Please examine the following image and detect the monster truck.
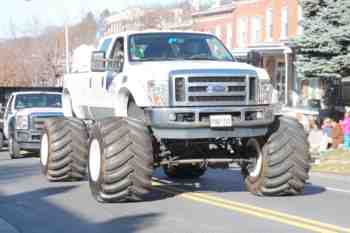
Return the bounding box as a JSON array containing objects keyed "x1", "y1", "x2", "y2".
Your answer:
[
  {"x1": 3, "y1": 92, "x2": 63, "y2": 159},
  {"x1": 40, "y1": 31, "x2": 310, "y2": 202}
]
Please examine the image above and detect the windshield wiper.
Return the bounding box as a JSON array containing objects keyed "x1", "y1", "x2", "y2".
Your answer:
[
  {"x1": 184, "y1": 53, "x2": 219, "y2": 60},
  {"x1": 136, "y1": 57, "x2": 180, "y2": 61}
]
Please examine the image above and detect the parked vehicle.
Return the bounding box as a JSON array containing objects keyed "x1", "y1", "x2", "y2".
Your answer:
[
  {"x1": 40, "y1": 31, "x2": 310, "y2": 202},
  {"x1": 3, "y1": 92, "x2": 63, "y2": 159}
]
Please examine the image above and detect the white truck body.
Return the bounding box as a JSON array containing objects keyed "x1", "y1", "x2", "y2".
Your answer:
[{"x1": 64, "y1": 31, "x2": 274, "y2": 139}]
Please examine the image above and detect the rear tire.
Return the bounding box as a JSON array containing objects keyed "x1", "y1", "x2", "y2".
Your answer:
[
  {"x1": 243, "y1": 116, "x2": 311, "y2": 196},
  {"x1": 88, "y1": 117, "x2": 154, "y2": 203},
  {"x1": 40, "y1": 117, "x2": 88, "y2": 181},
  {"x1": 163, "y1": 164, "x2": 206, "y2": 179},
  {"x1": 9, "y1": 136, "x2": 21, "y2": 159}
]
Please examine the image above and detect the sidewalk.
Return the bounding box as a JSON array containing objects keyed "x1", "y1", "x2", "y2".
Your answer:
[{"x1": 0, "y1": 218, "x2": 19, "y2": 233}]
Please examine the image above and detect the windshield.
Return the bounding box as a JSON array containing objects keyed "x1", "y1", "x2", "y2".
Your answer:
[
  {"x1": 129, "y1": 33, "x2": 234, "y2": 62},
  {"x1": 15, "y1": 94, "x2": 62, "y2": 109}
]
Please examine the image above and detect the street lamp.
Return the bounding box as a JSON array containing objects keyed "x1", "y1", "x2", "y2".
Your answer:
[{"x1": 283, "y1": 47, "x2": 293, "y2": 106}]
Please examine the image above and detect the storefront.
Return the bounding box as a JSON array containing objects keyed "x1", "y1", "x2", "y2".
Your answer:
[{"x1": 231, "y1": 42, "x2": 295, "y2": 106}]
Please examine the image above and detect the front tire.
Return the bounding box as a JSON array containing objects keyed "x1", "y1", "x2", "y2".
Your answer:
[
  {"x1": 163, "y1": 164, "x2": 207, "y2": 179},
  {"x1": 243, "y1": 116, "x2": 311, "y2": 196},
  {"x1": 88, "y1": 117, "x2": 154, "y2": 203},
  {"x1": 9, "y1": 136, "x2": 21, "y2": 159},
  {"x1": 0, "y1": 131, "x2": 4, "y2": 150},
  {"x1": 40, "y1": 118, "x2": 88, "y2": 181}
]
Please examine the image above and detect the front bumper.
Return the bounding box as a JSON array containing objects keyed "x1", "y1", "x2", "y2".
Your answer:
[
  {"x1": 15, "y1": 129, "x2": 41, "y2": 151},
  {"x1": 145, "y1": 105, "x2": 274, "y2": 139}
]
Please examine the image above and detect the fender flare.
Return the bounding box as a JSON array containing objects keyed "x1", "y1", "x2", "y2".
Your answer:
[
  {"x1": 114, "y1": 87, "x2": 131, "y2": 117},
  {"x1": 115, "y1": 86, "x2": 150, "y2": 117},
  {"x1": 63, "y1": 88, "x2": 86, "y2": 119}
]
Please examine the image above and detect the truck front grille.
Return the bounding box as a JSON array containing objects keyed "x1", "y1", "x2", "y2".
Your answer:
[
  {"x1": 30, "y1": 115, "x2": 61, "y2": 130},
  {"x1": 31, "y1": 117, "x2": 47, "y2": 130},
  {"x1": 188, "y1": 96, "x2": 246, "y2": 102},
  {"x1": 172, "y1": 73, "x2": 257, "y2": 106}
]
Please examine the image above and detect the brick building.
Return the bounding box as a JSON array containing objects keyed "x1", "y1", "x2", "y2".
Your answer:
[{"x1": 193, "y1": 0, "x2": 303, "y2": 105}]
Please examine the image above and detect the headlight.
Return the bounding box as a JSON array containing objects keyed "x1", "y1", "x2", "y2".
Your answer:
[
  {"x1": 147, "y1": 80, "x2": 169, "y2": 106},
  {"x1": 16, "y1": 115, "x2": 29, "y2": 130}
]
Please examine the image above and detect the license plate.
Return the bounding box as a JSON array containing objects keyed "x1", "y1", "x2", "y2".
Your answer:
[{"x1": 210, "y1": 115, "x2": 232, "y2": 128}]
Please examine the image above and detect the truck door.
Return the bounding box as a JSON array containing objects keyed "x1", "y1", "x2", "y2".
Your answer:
[
  {"x1": 3, "y1": 95, "x2": 14, "y2": 139},
  {"x1": 89, "y1": 37, "x2": 125, "y2": 119},
  {"x1": 87, "y1": 37, "x2": 114, "y2": 118}
]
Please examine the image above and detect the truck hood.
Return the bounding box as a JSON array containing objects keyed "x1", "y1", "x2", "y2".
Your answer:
[
  {"x1": 129, "y1": 60, "x2": 258, "y2": 81},
  {"x1": 16, "y1": 108, "x2": 63, "y2": 116}
]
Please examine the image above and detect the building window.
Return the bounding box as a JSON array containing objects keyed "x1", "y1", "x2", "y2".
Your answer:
[
  {"x1": 281, "y1": 6, "x2": 289, "y2": 39},
  {"x1": 226, "y1": 23, "x2": 232, "y2": 50},
  {"x1": 265, "y1": 8, "x2": 273, "y2": 41},
  {"x1": 237, "y1": 17, "x2": 248, "y2": 47},
  {"x1": 215, "y1": 25, "x2": 222, "y2": 40},
  {"x1": 297, "y1": 4, "x2": 303, "y2": 35},
  {"x1": 250, "y1": 16, "x2": 261, "y2": 44}
]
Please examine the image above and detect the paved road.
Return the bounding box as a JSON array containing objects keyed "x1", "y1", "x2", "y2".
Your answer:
[{"x1": 1, "y1": 150, "x2": 350, "y2": 233}]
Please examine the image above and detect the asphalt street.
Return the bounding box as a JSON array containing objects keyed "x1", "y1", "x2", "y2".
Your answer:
[{"x1": 0, "y1": 149, "x2": 350, "y2": 233}]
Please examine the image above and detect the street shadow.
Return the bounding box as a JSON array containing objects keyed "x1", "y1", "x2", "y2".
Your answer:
[
  {"x1": 152, "y1": 167, "x2": 326, "y2": 198},
  {"x1": 0, "y1": 186, "x2": 162, "y2": 233},
  {"x1": 0, "y1": 163, "x2": 40, "y2": 184},
  {"x1": 303, "y1": 183, "x2": 327, "y2": 196},
  {"x1": 0, "y1": 150, "x2": 39, "y2": 161},
  {"x1": 151, "y1": 168, "x2": 247, "y2": 196}
]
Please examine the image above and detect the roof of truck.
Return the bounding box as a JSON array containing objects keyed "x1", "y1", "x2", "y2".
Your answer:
[
  {"x1": 103, "y1": 30, "x2": 215, "y2": 40},
  {"x1": 11, "y1": 91, "x2": 62, "y2": 96}
]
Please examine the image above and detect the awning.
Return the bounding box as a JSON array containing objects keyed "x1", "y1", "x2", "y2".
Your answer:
[{"x1": 231, "y1": 42, "x2": 293, "y2": 57}]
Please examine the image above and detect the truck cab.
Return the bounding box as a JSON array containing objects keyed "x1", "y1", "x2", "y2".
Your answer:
[{"x1": 3, "y1": 92, "x2": 63, "y2": 159}]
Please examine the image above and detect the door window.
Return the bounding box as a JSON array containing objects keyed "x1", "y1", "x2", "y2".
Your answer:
[{"x1": 109, "y1": 37, "x2": 125, "y2": 72}]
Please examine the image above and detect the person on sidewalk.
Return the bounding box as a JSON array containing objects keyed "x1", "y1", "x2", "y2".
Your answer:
[
  {"x1": 319, "y1": 118, "x2": 333, "y2": 153},
  {"x1": 330, "y1": 119, "x2": 343, "y2": 149},
  {"x1": 341, "y1": 109, "x2": 350, "y2": 150}
]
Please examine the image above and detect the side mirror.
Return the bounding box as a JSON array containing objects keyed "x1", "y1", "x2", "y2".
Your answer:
[
  {"x1": 91, "y1": 51, "x2": 106, "y2": 72},
  {"x1": 247, "y1": 50, "x2": 261, "y2": 66}
]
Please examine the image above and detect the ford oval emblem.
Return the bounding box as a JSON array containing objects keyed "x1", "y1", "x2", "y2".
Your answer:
[{"x1": 207, "y1": 84, "x2": 227, "y2": 93}]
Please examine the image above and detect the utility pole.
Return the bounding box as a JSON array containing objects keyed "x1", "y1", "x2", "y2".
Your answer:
[{"x1": 65, "y1": 23, "x2": 70, "y2": 74}]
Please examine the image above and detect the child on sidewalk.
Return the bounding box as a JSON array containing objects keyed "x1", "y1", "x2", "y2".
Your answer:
[
  {"x1": 330, "y1": 118, "x2": 343, "y2": 149},
  {"x1": 319, "y1": 118, "x2": 333, "y2": 153},
  {"x1": 341, "y1": 110, "x2": 350, "y2": 150}
]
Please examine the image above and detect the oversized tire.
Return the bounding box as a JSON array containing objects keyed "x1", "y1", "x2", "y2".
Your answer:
[
  {"x1": 88, "y1": 117, "x2": 154, "y2": 203},
  {"x1": 163, "y1": 164, "x2": 206, "y2": 179},
  {"x1": 9, "y1": 136, "x2": 21, "y2": 159},
  {"x1": 0, "y1": 131, "x2": 4, "y2": 150},
  {"x1": 243, "y1": 116, "x2": 311, "y2": 196},
  {"x1": 40, "y1": 117, "x2": 88, "y2": 181}
]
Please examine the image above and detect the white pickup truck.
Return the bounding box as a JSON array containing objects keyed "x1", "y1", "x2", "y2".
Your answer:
[{"x1": 40, "y1": 31, "x2": 310, "y2": 202}]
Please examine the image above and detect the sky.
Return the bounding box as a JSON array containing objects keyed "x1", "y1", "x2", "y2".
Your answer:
[{"x1": 0, "y1": 0, "x2": 178, "y2": 38}]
